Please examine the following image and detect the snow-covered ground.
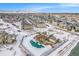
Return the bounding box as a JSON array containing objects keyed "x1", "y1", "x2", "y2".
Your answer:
[
  {"x1": 0, "y1": 19, "x2": 33, "y2": 56},
  {"x1": 0, "y1": 18, "x2": 79, "y2": 56}
]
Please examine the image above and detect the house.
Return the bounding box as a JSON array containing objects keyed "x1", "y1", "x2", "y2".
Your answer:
[
  {"x1": 74, "y1": 22, "x2": 79, "y2": 32},
  {"x1": 0, "y1": 32, "x2": 5, "y2": 44},
  {"x1": 34, "y1": 33, "x2": 59, "y2": 46},
  {"x1": 65, "y1": 22, "x2": 72, "y2": 31},
  {"x1": 59, "y1": 20, "x2": 67, "y2": 29},
  {"x1": 48, "y1": 34, "x2": 58, "y2": 44},
  {"x1": 5, "y1": 33, "x2": 16, "y2": 44},
  {"x1": 52, "y1": 20, "x2": 58, "y2": 26},
  {"x1": 71, "y1": 23, "x2": 76, "y2": 32},
  {"x1": 58, "y1": 21, "x2": 64, "y2": 28},
  {"x1": 35, "y1": 22, "x2": 46, "y2": 28},
  {"x1": 65, "y1": 22, "x2": 76, "y2": 32},
  {"x1": 0, "y1": 31, "x2": 16, "y2": 44},
  {"x1": 22, "y1": 19, "x2": 33, "y2": 30}
]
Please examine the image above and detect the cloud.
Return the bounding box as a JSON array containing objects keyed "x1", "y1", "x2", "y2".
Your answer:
[
  {"x1": 20, "y1": 3, "x2": 79, "y2": 13},
  {"x1": 32, "y1": 3, "x2": 79, "y2": 13},
  {"x1": 60, "y1": 3, "x2": 79, "y2": 8},
  {"x1": 28, "y1": 6, "x2": 56, "y2": 12},
  {"x1": 33, "y1": 6, "x2": 52, "y2": 11}
]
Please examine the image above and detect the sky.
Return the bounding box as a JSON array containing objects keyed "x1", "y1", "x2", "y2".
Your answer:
[{"x1": 0, "y1": 3, "x2": 79, "y2": 13}]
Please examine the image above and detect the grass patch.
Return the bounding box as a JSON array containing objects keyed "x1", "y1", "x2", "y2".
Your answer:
[{"x1": 69, "y1": 43, "x2": 79, "y2": 56}]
